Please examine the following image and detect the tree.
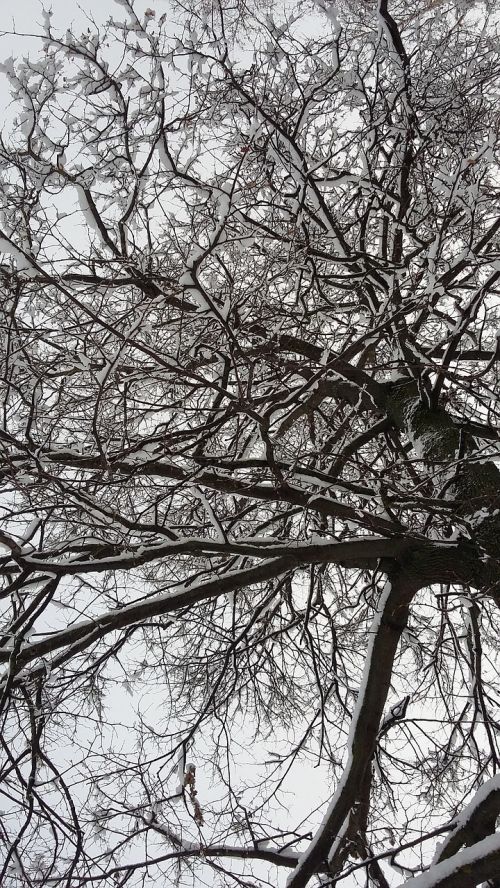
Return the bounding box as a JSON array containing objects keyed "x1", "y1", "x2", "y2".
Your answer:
[{"x1": 1, "y1": 0, "x2": 500, "y2": 884}]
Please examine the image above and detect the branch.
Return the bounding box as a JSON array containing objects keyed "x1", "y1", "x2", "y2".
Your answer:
[
  {"x1": 10, "y1": 535, "x2": 412, "y2": 577},
  {"x1": 435, "y1": 776, "x2": 500, "y2": 863},
  {"x1": 0, "y1": 538, "x2": 411, "y2": 674},
  {"x1": 286, "y1": 571, "x2": 419, "y2": 888},
  {"x1": 400, "y1": 833, "x2": 500, "y2": 888}
]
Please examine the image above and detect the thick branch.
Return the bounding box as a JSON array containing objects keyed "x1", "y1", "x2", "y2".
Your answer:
[
  {"x1": 435, "y1": 776, "x2": 500, "y2": 863},
  {"x1": 287, "y1": 571, "x2": 418, "y2": 888},
  {"x1": 400, "y1": 834, "x2": 500, "y2": 888},
  {"x1": 0, "y1": 538, "x2": 412, "y2": 674}
]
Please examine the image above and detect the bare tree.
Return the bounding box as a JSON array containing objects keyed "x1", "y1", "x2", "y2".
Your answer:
[{"x1": 1, "y1": 0, "x2": 500, "y2": 885}]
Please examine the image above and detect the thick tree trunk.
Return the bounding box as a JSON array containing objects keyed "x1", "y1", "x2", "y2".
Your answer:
[{"x1": 386, "y1": 380, "x2": 500, "y2": 583}]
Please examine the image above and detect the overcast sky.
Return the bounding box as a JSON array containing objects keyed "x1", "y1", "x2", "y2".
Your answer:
[
  {"x1": 4, "y1": 0, "x2": 160, "y2": 49},
  {"x1": 10, "y1": 0, "x2": 125, "y2": 31}
]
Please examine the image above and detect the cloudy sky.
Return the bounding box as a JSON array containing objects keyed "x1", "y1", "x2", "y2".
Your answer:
[{"x1": 4, "y1": 0, "x2": 161, "y2": 50}]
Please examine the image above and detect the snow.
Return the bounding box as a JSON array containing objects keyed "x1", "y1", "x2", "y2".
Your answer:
[
  {"x1": 175, "y1": 746, "x2": 185, "y2": 793},
  {"x1": 432, "y1": 774, "x2": 500, "y2": 864},
  {"x1": 327, "y1": 815, "x2": 350, "y2": 864},
  {"x1": 189, "y1": 486, "x2": 225, "y2": 543},
  {"x1": 0, "y1": 56, "x2": 15, "y2": 77},
  {"x1": 453, "y1": 774, "x2": 500, "y2": 827},
  {"x1": 75, "y1": 184, "x2": 103, "y2": 238},
  {"x1": 0, "y1": 236, "x2": 34, "y2": 274},
  {"x1": 179, "y1": 270, "x2": 195, "y2": 287},
  {"x1": 178, "y1": 193, "x2": 234, "y2": 315},
  {"x1": 94, "y1": 362, "x2": 111, "y2": 386},
  {"x1": 183, "y1": 285, "x2": 211, "y2": 312},
  {"x1": 400, "y1": 832, "x2": 500, "y2": 887},
  {"x1": 41, "y1": 9, "x2": 53, "y2": 36},
  {"x1": 157, "y1": 135, "x2": 174, "y2": 173},
  {"x1": 314, "y1": 0, "x2": 341, "y2": 37}
]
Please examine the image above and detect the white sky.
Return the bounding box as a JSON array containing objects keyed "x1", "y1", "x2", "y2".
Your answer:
[
  {"x1": 3, "y1": 0, "x2": 164, "y2": 50},
  {"x1": 9, "y1": 0, "x2": 125, "y2": 31}
]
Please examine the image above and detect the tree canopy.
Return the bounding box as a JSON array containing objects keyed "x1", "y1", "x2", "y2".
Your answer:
[{"x1": 1, "y1": 0, "x2": 500, "y2": 885}]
